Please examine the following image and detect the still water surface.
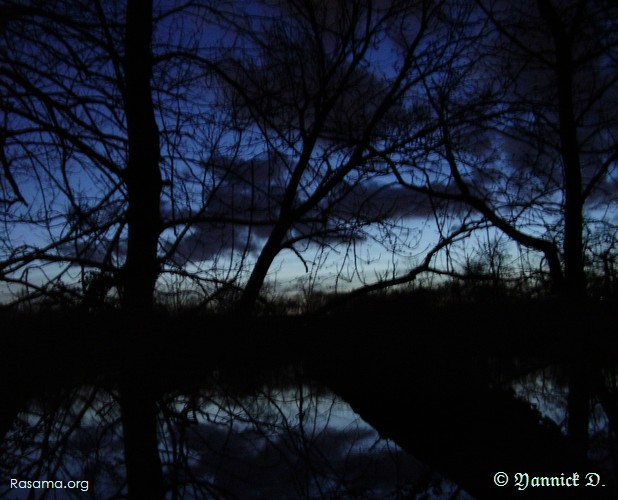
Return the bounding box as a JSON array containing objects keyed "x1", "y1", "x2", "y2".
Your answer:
[
  {"x1": 1, "y1": 373, "x2": 466, "y2": 499},
  {"x1": 3, "y1": 360, "x2": 616, "y2": 499}
]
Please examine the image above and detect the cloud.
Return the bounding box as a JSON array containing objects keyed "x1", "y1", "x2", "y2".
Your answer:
[{"x1": 163, "y1": 162, "x2": 452, "y2": 264}]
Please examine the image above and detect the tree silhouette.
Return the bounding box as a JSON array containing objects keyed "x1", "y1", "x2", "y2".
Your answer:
[
  {"x1": 1, "y1": 0, "x2": 474, "y2": 313},
  {"x1": 207, "y1": 0, "x2": 473, "y2": 312},
  {"x1": 2, "y1": 0, "x2": 617, "y2": 310},
  {"x1": 2, "y1": 2, "x2": 617, "y2": 499},
  {"x1": 384, "y1": 0, "x2": 618, "y2": 298}
]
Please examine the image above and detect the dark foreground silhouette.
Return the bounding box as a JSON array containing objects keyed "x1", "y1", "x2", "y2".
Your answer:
[{"x1": 1, "y1": 297, "x2": 616, "y2": 498}]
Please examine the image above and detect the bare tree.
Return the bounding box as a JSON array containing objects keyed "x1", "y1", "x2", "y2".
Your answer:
[
  {"x1": 191, "y1": 0, "x2": 474, "y2": 313},
  {"x1": 0, "y1": 0, "x2": 163, "y2": 310},
  {"x1": 375, "y1": 0, "x2": 618, "y2": 463},
  {"x1": 0, "y1": 0, "x2": 242, "y2": 310},
  {"x1": 381, "y1": 0, "x2": 618, "y2": 298},
  {"x1": 3, "y1": 0, "x2": 565, "y2": 316},
  {"x1": 0, "y1": 2, "x2": 216, "y2": 496}
]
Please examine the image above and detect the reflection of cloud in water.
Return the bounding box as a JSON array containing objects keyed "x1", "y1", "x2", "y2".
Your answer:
[
  {"x1": 0, "y1": 383, "x2": 463, "y2": 499},
  {"x1": 1, "y1": 387, "x2": 124, "y2": 499},
  {"x1": 174, "y1": 385, "x2": 419, "y2": 498}
]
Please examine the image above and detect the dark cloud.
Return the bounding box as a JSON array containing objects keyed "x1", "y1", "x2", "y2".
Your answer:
[{"x1": 164, "y1": 159, "x2": 452, "y2": 264}]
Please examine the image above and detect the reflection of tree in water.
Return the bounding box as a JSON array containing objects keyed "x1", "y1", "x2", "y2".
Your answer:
[
  {"x1": 159, "y1": 379, "x2": 454, "y2": 499},
  {"x1": 0, "y1": 386, "x2": 125, "y2": 498},
  {"x1": 512, "y1": 364, "x2": 618, "y2": 489},
  {"x1": 1, "y1": 378, "x2": 460, "y2": 499}
]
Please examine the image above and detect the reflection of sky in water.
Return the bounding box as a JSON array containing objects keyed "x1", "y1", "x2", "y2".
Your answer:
[
  {"x1": 512, "y1": 369, "x2": 568, "y2": 429},
  {"x1": 512, "y1": 367, "x2": 613, "y2": 465},
  {"x1": 1, "y1": 383, "x2": 466, "y2": 499}
]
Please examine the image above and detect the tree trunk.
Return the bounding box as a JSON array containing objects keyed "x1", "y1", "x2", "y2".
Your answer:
[
  {"x1": 120, "y1": 379, "x2": 165, "y2": 499},
  {"x1": 120, "y1": 1, "x2": 164, "y2": 498},
  {"x1": 122, "y1": 0, "x2": 162, "y2": 313},
  {"x1": 567, "y1": 362, "x2": 590, "y2": 462},
  {"x1": 537, "y1": 0, "x2": 586, "y2": 298},
  {"x1": 236, "y1": 222, "x2": 290, "y2": 314},
  {"x1": 555, "y1": 31, "x2": 585, "y2": 298}
]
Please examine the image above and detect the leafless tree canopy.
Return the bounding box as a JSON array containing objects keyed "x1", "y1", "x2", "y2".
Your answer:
[{"x1": 1, "y1": 0, "x2": 617, "y2": 311}]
